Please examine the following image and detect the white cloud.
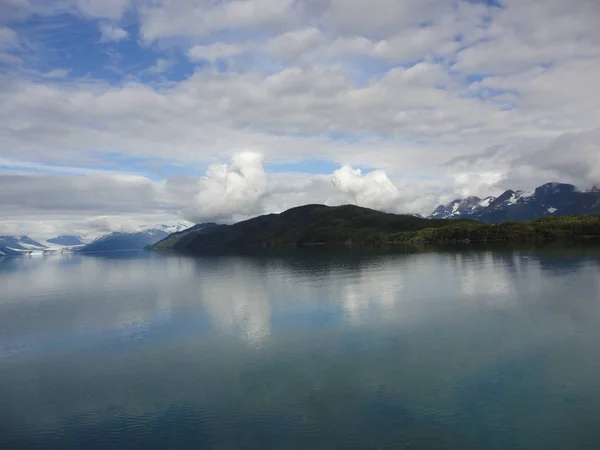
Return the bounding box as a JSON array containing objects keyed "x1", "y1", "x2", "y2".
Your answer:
[
  {"x1": 76, "y1": 0, "x2": 130, "y2": 20},
  {"x1": 182, "y1": 152, "x2": 268, "y2": 223},
  {"x1": 0, "y1": 26, "x2": 20, "y2": 64},
  {"x1": 267, "y1": 27, "x2": 327, "y2": 61},
  {"x1": 0, "y1": 152, "x2": 451, "y2": 239},
  {"x1": 332, "y1": 166, "x2": 400, "y2": 211},
  {"x1": 0, "y1": 26, "x2": 18, "y2": 48},
  {"x1": 139, "y1": 0, "x2": 297, "y2": 42},
  {"x1": 187, "y1": 43, "x2": 246, "y2": 63},
  {"x1": 2, "y1": 0, "x2": 600, "y2": 232},
  {"x1": 99, "y1": 23, "x2": 129, "y2": 43},
  {"x1": 145, "y1": 57, "x2": 172, "y2": 73},
  {"x1": 43, "y1": 68, "x2": 70, "y2": 78}
]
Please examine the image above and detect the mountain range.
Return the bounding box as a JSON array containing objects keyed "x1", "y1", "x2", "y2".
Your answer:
[
  {"x1": 0, "y1": 236, "x2": 48, "y2": 256},
  {"x1": 429, "y1": 182, "x2": 600, "y2": 223},
  {"x1": 46, "y1": 236, "x2": 85, "y2": 246},
  {"x1": 151, "y1": 205, "x2": 458, "y2": 253},
  {"x1": 0, "y1": 224, "x2": 192, "y2": 257},
  {"x1": 150, "y1": 203, "x2": 600, "y2": 254},
  {"x1": 3, "y1": 184, "x2": 600, "y2": 257},
  {"x1": 76, "y1": 224, "x2": 191, "y2": 253}
]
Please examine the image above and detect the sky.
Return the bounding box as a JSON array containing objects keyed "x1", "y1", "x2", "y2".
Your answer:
[{"x1": 1, "y1": 0, "x2": 600, "y2": 239}]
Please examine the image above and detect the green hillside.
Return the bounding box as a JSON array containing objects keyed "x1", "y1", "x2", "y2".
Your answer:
[
  {"x1": 151, "y1": 204, "x2": 473, "y2": 252},
  {"x1": 150, "y1": 205, "x2": 600, "y2": 254}
]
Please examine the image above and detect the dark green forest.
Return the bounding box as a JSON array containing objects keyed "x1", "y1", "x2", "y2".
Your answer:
[{"x1": 152, "y1": 205, "x2": 600, "y2": 254}]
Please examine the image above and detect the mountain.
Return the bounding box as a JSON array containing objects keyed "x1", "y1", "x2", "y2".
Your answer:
[
  {"x1": 152, "y1": 223, "x2": 219, "y2": 250},
  {"x1": 428, "y1": 182, "x2": 600, "y2": 223},
  {"x1": 429, "y1": 196, "x2": 496, "y2": 219},
  {"x1": 0, "y1": 236, "x2": 46, "y2": 251},
  {"x1": 0, "y1": 236, "x2": 47, "y2": 257},
  {"x1": 156, "y1": 223, "x2": 192, "y2": 234},
  {"x1": 0, "y1": 245, "x2": 22, "y2": 257},
  {"x1": 150, "y1": 205, "x2": 467, "y2": 253},
  {"x1": 46, "y1": 235, "x2": 85, "y2": 246},
  {"x1": 77, "y1": 229, "x2": 170, "y2": 253}
]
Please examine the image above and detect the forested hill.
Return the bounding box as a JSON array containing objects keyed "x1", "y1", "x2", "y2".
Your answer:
[
  {"x1": 150, "y1": 205, "x2": 600, "y2": 254},
  {"x1": 151, "y1": 204, "x2": 464, "y2": 252}
]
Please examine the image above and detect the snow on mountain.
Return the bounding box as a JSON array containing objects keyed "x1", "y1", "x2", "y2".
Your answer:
[
  {"x1": 78, "y1": 228, "x2": 172, "y2": 253},
  {"x1": 478, "y1": 196, "x2": 496, "y2": 209},
  {"x1": 1, "y1": 224, "x2": 194, "y2": 257},
  {"x1": 0, "y1": 236, "x2": 46, "y2": 251},
  {"x1": 46, "y1": 236, "x2": 86, "y2": 246},
  {"x1": 428, "y1": 182, "x2": 600, "y2": 223},
  {"x1": 0, "y1": 236, "x2": 58, "y2": 257},
  {"x1": 157, "y1": 223, "x2": 193, "y2": 234},
  {"x1": 430, "y1": 196, "x2": 483, "y2": 219}
]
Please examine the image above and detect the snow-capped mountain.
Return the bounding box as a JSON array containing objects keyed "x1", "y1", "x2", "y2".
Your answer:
[
  {"x1": 0, "y1": 236, "x2": 46, "y2": 250},
  {"x1": 0, "y1": 236, "x2": 49, "y2": 257},
  {"x1": 77, "y1": 229, "x2": 171, "y2": 253},
  {"x1": 156, "y1": 223, "x2": 193, "y2": 234},
  {"x1": 46, "y1": 235, "x2": 86, "y2": 246},
  {"x1": 429, "y1": 196, "x2": 497, "y2": 219},
  {"x1": 429, "y1": 182, "x2": 600, "y2": 223},
  {"x1": 0, "y1": 224, "x2": 196, "y2": 257}
]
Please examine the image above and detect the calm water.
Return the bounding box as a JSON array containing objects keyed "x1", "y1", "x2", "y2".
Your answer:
[{"x1": 2, "y1": 247, "x2": 600, "y2": 449}]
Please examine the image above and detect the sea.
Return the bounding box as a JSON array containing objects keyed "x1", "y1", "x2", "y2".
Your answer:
[{"x1": 2, "y1": 245, "x2": 600, "y2": 449}]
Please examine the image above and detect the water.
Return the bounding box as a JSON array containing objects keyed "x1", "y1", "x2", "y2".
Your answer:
[{"x1": 1, "y1": 246, "x2": 600, "y2": 449}]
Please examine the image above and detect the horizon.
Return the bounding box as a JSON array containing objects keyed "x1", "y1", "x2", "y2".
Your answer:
[
  {"x1": 3, "y1": 178, "x2": 599, "y2": 242},
  {"x1": 2, "y1": 0, "x2": 600, "y2": 238}
]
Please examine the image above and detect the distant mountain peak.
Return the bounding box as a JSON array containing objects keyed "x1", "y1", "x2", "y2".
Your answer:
[
  {"x1": 47, "y1": 235, "x2": 85, "y2": 246},
  {"x1": 430, "y1": 195, "x2": 492, "y2": 219},
  {"x1": 535, "y1": 182, "x2": 579, "y2": 193},
  {"x1": 428, "y1": 181, "x2": 599, "y2": 223},
  {"x1": 0, "y1": 235, "x2": 47, "y2": 253},
  {"x1": 79, "y1": 228, "x2": 172, "y2": 253}
]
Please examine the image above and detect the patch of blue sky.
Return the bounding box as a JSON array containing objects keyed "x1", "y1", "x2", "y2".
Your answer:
[
  {"x1": 467, "y1": 0, "x2": 505, "y2": 7},
  {"x1": 465, "y1": 73, "x2": 488, "y2": 83},
  {"x1": 0, "y1": 152, "x2": 205, "y2": 180},
  {"x1": 11, "y1": 14, "x2": 198, "y2": 84},
  {"x1": 0, "y1": 158, "x2": 143, "y2": 177},
  {"x1": 97, "y1": 153, "x2": 208, "y2": 179},
  {"x1": 329, "y1": 133, "x2": 391, "y2": 144}
]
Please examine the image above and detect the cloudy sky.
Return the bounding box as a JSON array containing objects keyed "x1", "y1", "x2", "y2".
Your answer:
[{"x1": 1, "y1": 0, "x2": 600, "y2": 239}]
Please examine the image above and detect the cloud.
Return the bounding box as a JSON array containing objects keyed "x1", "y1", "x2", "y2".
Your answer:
[
  {"x1": 99, "y1": 23, "x2": 129, "y2": 43},
  {"x1": 0, "y1": 26, "x2": 18, "y2": 48},
  {"x1": 0, "y1": 153, "x2": 448, "y2": 239},
  {"x1": 76, "y1": 0, "x2": 131, "y2": 20},
  {"x1": 182, "y1": 152, "x2": 268, "y2": 223},
  {"x1": 267, "y1": 27, "x2": 327, "y2": 61},
  {"x1": 0, "y1": 170, "x2": 177, "y2": 239},
  {"x1": 2, "y1": 0, "x2": 600, "y2": 233},
  {"x1": 80, "y1": 216, "x2": 156, "y2": 234},
  {"x1": 0, "y1": 25, "x2": 20, "y2": 64},
  {"x1": 145, "y1": 58, "x2": 172, "y2": 73},
  {"x1": 0, "y1": 172, "x2": 161, "y2": 216},
  {"x1": 42, "y1": 68, "x2": 70, "y2": 78},
  {"x1": 332, "y1": 166, "x2": 400, "y2": 211},
  {"x1": 187, "y1": 43, "x2": 246, "y2": 63},
  {"x1": 139, "y1": 0, "x2": 297, "y2": 42},
  {"x1": 0, "y1": 0, "x2": 132, "y2": 23}
]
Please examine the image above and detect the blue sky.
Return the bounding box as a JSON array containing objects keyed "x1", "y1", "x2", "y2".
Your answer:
[{"x1": 1, "y1": 0, "x2": 600, "y2": 237}]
